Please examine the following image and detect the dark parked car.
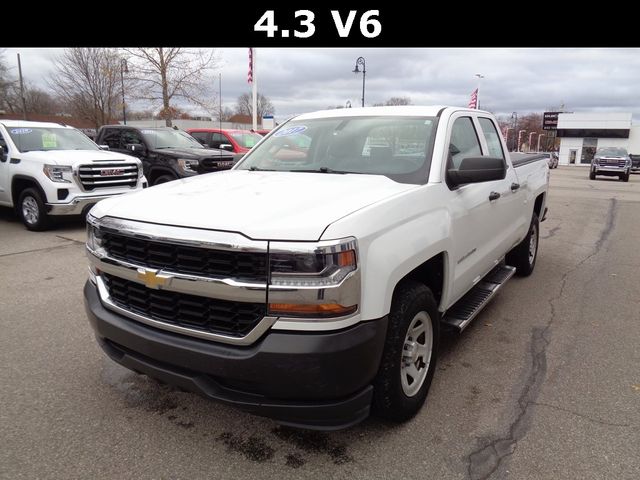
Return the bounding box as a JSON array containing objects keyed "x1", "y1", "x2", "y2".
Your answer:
[
  {"x1": 630, "y1": 154, "x2": 640, "y2": 173},
  {"x1": 95, "y1": 126, "x2": 237, "y2": 186},
  {"x1": 187, "y1": 128, "x2": 262, "y2": 154}
]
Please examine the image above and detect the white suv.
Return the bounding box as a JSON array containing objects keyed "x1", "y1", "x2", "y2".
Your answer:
[{"x1": 0, "y1": 120, "x2": 147, "y2": 230}]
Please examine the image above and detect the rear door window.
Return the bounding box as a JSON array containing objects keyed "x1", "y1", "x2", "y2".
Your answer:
[{"x1": 478, "y1": 117, "x2": 505, "y2": 159}]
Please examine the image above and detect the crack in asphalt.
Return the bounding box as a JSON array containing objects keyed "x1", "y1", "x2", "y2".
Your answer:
[
  {"x1": 540, "y1": 225, "x2": 560, "y2": 239},
  {"x1": 467, "y1": 198, "x2": 618, "y2": 480},
  {"x1": 0, "y1": 240, "x2": 81, "y2": 258},
  {"x1": 530, "y1": 402, "x2": 632, "y2": 428},
  {"x1": 55, "y1": 234, "x2": 86, "y2": 245}
]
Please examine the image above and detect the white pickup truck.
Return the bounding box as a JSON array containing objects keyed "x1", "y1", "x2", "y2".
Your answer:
[
  {"x1": 84, "y1": 106, "x2": 548, "y2": 429},
  {"x1": 0, "y1": 120, "x2": 147, "y2": 230}
]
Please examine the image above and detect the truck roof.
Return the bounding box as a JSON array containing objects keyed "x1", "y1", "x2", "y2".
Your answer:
[
  {"x1": 0, "y1": 119, "x2": 75, "y2": 129},
  {"x1": 293, "y1": 105, "x2": 489, "y2": 121}
]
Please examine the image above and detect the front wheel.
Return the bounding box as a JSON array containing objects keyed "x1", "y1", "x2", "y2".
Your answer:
[
  {"x1": 152, "y1": 174, "x2": 177, "y2": 186},
  {"x1": 589, "y1": 170, "x2": 596, "y2": 180},
  {"x1": 620, "y1": 172, "x2": 630, "y2": 182},
  {"x1": 18, "y1": 188, "x2": 50, "y2": 231},
  {"x1": 506, "y1": 212, "x2": 539, "y2": 277},
  {"x1": 372, "y1": 281, "x2": 439, "y2": 422}
]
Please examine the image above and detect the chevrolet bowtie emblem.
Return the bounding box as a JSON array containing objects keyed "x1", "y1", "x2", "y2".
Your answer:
[{"x1": 137, "y1": 268, "x2": 172, "y2": 289}]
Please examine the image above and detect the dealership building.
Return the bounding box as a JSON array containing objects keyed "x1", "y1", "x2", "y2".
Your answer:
[{"x1": 556, "y1": 112, "x2": 640, "y2": 166}]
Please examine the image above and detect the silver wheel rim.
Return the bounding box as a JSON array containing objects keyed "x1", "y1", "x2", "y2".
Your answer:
[
  {"x1": 401, "y1": 311, "x2": 433, "y2": 397},
  {"x1": 528, "y1": 223, "x2": 538, "y2": 265},
  {"x1": 22, "y1": 196, "x2": 39, "y2": 225}
]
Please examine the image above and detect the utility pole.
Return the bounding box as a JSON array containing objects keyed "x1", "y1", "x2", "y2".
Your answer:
[
  {"x1": 218, "y1": 73, "x2": 223, "y2": 131},
  {"x1": 17, "y1": 54, "x2": 27, "y2": 120}
]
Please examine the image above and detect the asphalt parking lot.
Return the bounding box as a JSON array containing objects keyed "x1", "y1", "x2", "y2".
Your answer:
[{"x1": 1, "y1": 167, "x2": 639, "y2": 480}]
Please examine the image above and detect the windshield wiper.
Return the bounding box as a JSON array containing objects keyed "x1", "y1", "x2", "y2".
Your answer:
[
  {"x1": 248, "y1": 166, "x2": 276, "y2": 171},
  {"x1": 290, "y1": 167, "x2": 358, "y2": 174}
]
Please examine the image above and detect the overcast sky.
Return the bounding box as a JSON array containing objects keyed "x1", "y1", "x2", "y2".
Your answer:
[{"x1": 4, "y1": 48, "x2": 640, "y2": 122}]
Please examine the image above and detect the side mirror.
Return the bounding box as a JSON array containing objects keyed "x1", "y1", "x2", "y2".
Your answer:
[
  {"x1": 98, "y1": 145, "x2": 110, "y2": 151},
  {"x1": 447, "y1": 156, "x2": 506, "y2": 187},
  {"x1": 219, "y1": 143, "x2": 234, "y2": 152},
  {"x1": 126, "y1": 143, "x2": 146, "y2": 155}
]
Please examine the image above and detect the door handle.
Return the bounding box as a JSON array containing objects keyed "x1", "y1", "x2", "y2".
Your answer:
[
  {"x1": 489, "y1": 191, "x2": 501, "y2": 201},
  {"x1": 511, "y1": 182, "x2": 520, "y2": 192}
]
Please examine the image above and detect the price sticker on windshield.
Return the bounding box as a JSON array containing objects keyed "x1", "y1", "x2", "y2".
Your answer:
[{"x1": 42, "y1": 133, "x2": 57, "y2": 148}]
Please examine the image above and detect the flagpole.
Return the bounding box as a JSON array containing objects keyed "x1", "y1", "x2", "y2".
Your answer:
[
  {"x1": 475, "y1": 73, "x2": 484, "y2": 110},
  {"x1": 252, "y1": 48, "x2": 258, "y2": 131}
]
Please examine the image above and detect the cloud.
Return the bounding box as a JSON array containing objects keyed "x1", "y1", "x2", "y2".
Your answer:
[{"x1": 5, "y1": 47, "x2": 640, "y2": 122}]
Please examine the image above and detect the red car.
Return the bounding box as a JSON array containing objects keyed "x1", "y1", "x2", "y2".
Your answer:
[{"x1": 187, "y1": 128, "x2": 263, "y2": 154}]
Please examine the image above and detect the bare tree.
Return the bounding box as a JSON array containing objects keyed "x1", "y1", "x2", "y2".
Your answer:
[
  {"x1": 124, "y1": 48, "x2": 217, "y2": 127},
  {"x1": 217, "y1": 106, "x2": 235, "y2": 122},
  {"x1": 374, "y1": 97, "x2": 412, "y2": 107},
  {"x1": 235, "y1": 92, "x2": 275, "y2": 119},
  {"x1": 0, "y1": 49, "x2": 15, "y2": 113},
  {"x1": 49, "y1": 48, "x2": 121, "y2": 129}
]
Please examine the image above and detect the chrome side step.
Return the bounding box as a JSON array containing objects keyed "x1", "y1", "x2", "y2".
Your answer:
[{"x1": 441, "y1": 264, "x2": 516, "y2": 332}]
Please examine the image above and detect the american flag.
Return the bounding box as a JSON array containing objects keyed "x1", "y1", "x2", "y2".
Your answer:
[
  {"x1": 468, "y1": 88, "x2": 478, "y2": 109},
  {"x1": 248, "y1": 48, "x2": 253, "y2": 84}
]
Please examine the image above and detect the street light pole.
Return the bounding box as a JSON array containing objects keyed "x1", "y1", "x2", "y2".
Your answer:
[
  {"x1": 511, "y1": 112, "x2": 518, "y2": 152},
  {"x1": 120, "y1": 59, "x2": 128, "y2": 125},
  {"x1": 352, "y1": 57, "x2": 366, "y2": 107},
  {"x1": 475, "y1": 73, "x2": 484, "y2": 110}
]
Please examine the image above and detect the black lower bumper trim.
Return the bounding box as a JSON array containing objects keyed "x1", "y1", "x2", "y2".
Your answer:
[{"x1": 84, "y1": 281, "x2": 387, "y2": 430}]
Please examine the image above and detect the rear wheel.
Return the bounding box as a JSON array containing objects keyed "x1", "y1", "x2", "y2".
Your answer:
[
  {"x1": 506, "y1": 212, "x2": 539, "y2": 277},
  {"x1": 18, "y1": 188, "x2": 50, "y2": 231},
  {"x1": 372, "y1": 281, "x2": 439, "y2": 422}
]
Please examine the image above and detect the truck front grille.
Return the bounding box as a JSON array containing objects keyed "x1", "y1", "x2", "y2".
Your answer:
[
  {"x1": 103, "y1": 273, "x2": 265, "y2": 337},
  {"x1": 200, "y1": 157, "x2": 235, "y2": 172},
  {"x1": 102, "y1": 231, "x2": 267, "y2": 281},
  {"x1": 598, "y1": 159, "x2": 625, "y2": 167},
  {"x1": 78, "y1": 162, "x2": 139, "y2": 190}
]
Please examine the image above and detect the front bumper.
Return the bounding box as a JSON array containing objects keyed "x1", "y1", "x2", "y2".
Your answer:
[
  {"x1": 84, "y1": 281, "x2": 388, "y2": 430},
  {"x1": 593, "y1": 166, "x2": 627, "y2": 175},
  {"x1": 47, "y1": 194, "x2": 118, "y2": 215}
]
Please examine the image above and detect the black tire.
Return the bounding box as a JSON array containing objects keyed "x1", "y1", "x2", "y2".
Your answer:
[
  {"x1": 621, "y1": 172, "x2": 630, "y2": 182},
  {"x1": 506, "y1": 212, "x2": 539, "y2": 277},
  {"x1": 18, "y1": 188, "x2": 50, "y2": 231},
  {"x1": 372, "y1": 281, "x2": 440, "y2": 422},
  {"x1": 589, "y1": 171, "x2": 596, "y2": 180},
  {"x1": 152, "y1": 174, "x2": 176, "y2": 186}
]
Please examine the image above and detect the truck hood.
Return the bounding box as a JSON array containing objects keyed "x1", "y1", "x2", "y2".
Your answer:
[
  {"x1": 18, "y1": 149, "x2": 137, "y2": 166},
  {"x1": 152, "y1": 147, "x2": 233, "y2": 159},
  {"x1": 91, "y1": 170, "x2": 418, "y2": 240}
]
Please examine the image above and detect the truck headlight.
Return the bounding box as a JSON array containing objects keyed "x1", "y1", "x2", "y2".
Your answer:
[
  {"x1": 268, "y1": 238, "x2": 358, "y2": 318},
  {"x1": 86, "y1": 219, "x2": 105, "y2": 255},
  {"x1": 43, "y1": 164, "x2": 73, "y2": 183},
  {"x1": 177, "y1": 158, "x2": 199, "y2": 173}
]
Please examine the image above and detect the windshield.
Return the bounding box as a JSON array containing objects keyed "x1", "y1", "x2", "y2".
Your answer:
[
  {"x1": 7, "y1": 127, "x2": 99, "y2": 153},
  {"x1": 141, "y1": 129, "x2": 204, "y2": 149},
  {"x1": 596, "y1": 147, "x2": 627, "y2": 157},
  {"x1": 230, "y1": 132, "x2": 262, "y2": 149},
  {"x1": 236, "y1": 116, "x2": 438, "y2": 184}
]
